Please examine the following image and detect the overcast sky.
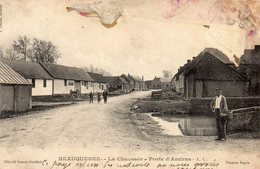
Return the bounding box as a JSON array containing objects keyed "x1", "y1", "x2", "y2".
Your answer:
[{"x1": 0, "y1": 0, "x2": 259, "y2": 80}]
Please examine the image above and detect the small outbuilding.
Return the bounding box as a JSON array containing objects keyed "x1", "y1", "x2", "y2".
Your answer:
[
  {"x1": 0, "y1": 61, "x2": 32, "y2": 113},
  {"x1": 0, "y1": 58, "x2": 53, "y2": 96}
]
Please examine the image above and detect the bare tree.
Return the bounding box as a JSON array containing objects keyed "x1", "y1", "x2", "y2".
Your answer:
[
  {"x1": 12, "y1": 36, "x2": 31, "y2": 61},
  {"x1": 163, "y1": 70, "x2": 173, "y2": 79},
  {"x1": 5, "y1": 48, "x2": 20, "y2": 60},
  {"x1": 0, "y1": 45, "x2": 4, "y2": 58},
  {"x1": 82, "y1": 65, "x2": 112, "y2": 76},
  {"x1": 9, "y1": 36, "x2": 60, "y2": 63},
  {"x1": 30, "y1": 38, "x2": 60, "y2": 63}
]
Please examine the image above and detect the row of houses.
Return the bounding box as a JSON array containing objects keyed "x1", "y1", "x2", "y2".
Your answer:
[
  {"x1": 0, "y1": 57, "x2": 145, "y2": 98},
  {"x1": 0, "y1": 58, "x2": 146, "y2": 112},
  {"x1": 171, "y1": 47, "x2": 260, "y2": 99}
]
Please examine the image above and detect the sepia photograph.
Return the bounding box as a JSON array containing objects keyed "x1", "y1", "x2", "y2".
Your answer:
[{"x1": 0, "y1": 0, "x2": 259, "y2": 169}]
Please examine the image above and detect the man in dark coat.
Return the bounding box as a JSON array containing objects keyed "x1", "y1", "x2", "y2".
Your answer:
[
  {"x1": 102, "y1": 90, "x2": 108, "y2": 104},
  {"x1": 89, "y1": 91, "x2": 94, "y2": 104},
  {"x1": 97, "y1": 92, "x2": 101, "y2": 103},
  {"x1": 210, "y1": 89, "x2": 228, "y2": 141}
]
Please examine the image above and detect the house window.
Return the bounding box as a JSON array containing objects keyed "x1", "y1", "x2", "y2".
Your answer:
[
  {"x1": 68, "y1": 81, "x2": 74, "y2": 86},
  {"x1": 101, "y1": 84, "x2": 104, "y2": 90},
  {"x1": 99, "y1": 83, "x2": 102, "y2": 89},
  {"x1": 32, "y1": 79, "x2": 35, "y2": 88},
  {"x1": 86, "y1": 82, "x2": 88, "y2": 89},
  {"x1": 82, "y1": 81, "x2": 84, "y2": 86},
  {"x1": 64, "y1": 80, "x2": 67, "y2": 86},
  {"x1": 43, "y1": 79, "x2": 47, "y2": 88}
]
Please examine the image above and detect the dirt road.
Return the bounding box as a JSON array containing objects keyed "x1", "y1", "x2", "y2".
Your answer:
[{"x1": 0, "y1": 91, "x2": 259, "y2": 169}]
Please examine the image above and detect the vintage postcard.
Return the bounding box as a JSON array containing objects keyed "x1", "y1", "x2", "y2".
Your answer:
[{"x1": 0, "y1": 0, "x2": 259, "y2": 169}]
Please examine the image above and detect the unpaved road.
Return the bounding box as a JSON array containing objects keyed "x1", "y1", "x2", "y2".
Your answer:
[{"x1": 0, "y1": 91, "x2": 259, "y2": 169}]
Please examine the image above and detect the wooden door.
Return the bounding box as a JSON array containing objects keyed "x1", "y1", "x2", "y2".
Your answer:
[
  {"x1": 195, "y1": 80, "x2": 203, "y2": 98},
  {"x1": 74, "y1": 81, "x2": 81, "y2": 93}
]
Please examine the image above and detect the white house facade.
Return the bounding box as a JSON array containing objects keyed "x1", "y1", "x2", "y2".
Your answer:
[{"x1": 40, "y1": 63, "x2": 94, "y2": 95}]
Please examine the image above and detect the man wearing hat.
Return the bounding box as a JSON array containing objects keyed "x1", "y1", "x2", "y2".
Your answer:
[{"x1": 210, "y1": 88, "x2": 229, "y2": 141}]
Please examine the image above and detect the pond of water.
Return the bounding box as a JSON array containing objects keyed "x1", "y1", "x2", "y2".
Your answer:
[{"x1": 149, "y1": 114, "x2": 217, "y2": 136}]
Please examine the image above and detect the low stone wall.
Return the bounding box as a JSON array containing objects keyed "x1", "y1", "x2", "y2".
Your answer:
[
  {"x1": 189, "y1": 97, "x2": 260, "y2": 115},
  {"x1": 228, "y1": 107, "x2": 260, "y2": 132}
]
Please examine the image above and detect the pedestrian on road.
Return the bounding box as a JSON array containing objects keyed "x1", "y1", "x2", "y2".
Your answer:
[
  {"x1": 210, "y1": 88, "x2": 229, "y2": 141},
  {"x1": 89, "y1": 91, "x2": 94, "y2": 104},
  {"x1": 102, "y1": 90, "x2": 108, "y2": 104},
  {"x1": 97, "y1": 92, "x2": 101, "y2": 103}
]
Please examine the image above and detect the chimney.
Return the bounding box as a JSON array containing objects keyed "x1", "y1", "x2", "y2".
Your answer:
[
  {"x1": 187, "y1": 60, "x2": 191, "y2": 64},
  {"x1": 142, "y1": 76, "x2": 144, "y2": 81},
  {"x1": 193, "y1": 56, "x2": 196, "y2": 60}
]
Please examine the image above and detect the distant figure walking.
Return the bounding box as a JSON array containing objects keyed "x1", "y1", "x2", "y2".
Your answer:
[
  {"x1": 89, "y1": 91, "x2": 94, "y2": 104},
  {"x1": 102, "y1": 90, "x2": 108, "y2": 104},
  {"x1": 97, "y1": 92, "x2": 101, "y2": 103},
  {"x1": 210, "y1": 88, "x2": 229, "y2": 141}
]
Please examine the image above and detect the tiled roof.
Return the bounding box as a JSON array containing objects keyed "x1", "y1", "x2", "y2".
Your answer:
[
  {"x1": 182, "y1": 49, "x2": 248, "y2": 81},
  {"x1": 104, "y1": 76, "x2": 128, "y2": 86},
  {"x1": 121, "y1": 74, "x2": 133, "y2": 83},
  {"x1": 203, "y1": 48, "x2": 232, "y2": 64},
  {"x1": 152, "y1": 77, "x2": 171, "y2": 83},
  {"x1": 87, "y1": 72, "x2": 107, "y2": 83},
  {"x1": 40, "y1": 63, "x2": 94, "y2": 81},
  {"x1": 128, "y1": 74, "x2": 142, "y2": 82},
  {"x1": 0, "y1": 61, "x2": 31, "y2": 85},
  {"x1": 183, "y1": 48, "x2": 232, "y2": 75},
  {"x1": 0, "y1": 58, "x2": 53, "y2": 79}
]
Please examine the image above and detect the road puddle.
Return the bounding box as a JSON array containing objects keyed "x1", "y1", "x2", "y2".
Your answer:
[{"x1": 148, "y1": 114, "x2": 183, "y2": 136}]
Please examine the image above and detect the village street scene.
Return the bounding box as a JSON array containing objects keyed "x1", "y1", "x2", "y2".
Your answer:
[{"x1": 0, "y1": 0, "x2": 260, "y2": 169}]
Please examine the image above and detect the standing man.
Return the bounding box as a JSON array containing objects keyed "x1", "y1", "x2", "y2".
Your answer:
[
  {"x1": 97, "y1": 92, "x2": 101, "y2": 103},
  {"x1": 102, "y1": 90, "x2": 108, "y2": 104},
  {"x1": 210, "y1": 88, "x2": 228, "y2": 141},
  {"x1": 89, "y1": 91, "x2": 94, "y2": 104}
]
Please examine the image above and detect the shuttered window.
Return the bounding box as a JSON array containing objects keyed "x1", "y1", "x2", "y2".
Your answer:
[
  {"x1": 32, "y1": 79, "x2": 35, "y2": 88},
  {"x1": 43, "y1": 79, "x2": 47, "y2": 87}
]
